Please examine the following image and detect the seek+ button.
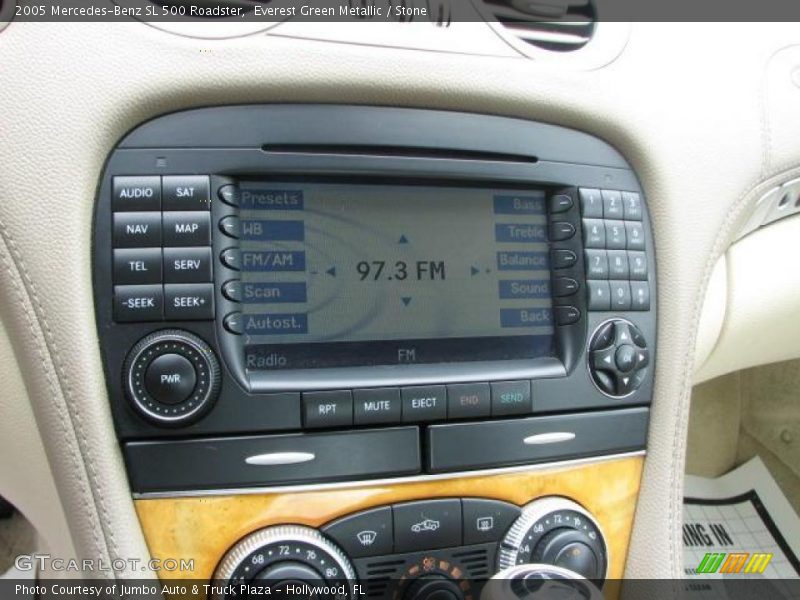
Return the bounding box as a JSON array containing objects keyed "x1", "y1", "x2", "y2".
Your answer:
[
  {"x1": 164, "y1": 283, "x2": 214, "y2": 320},
  {"x1": 144, "y1": 354, "x2": 196, "y2": 405}
]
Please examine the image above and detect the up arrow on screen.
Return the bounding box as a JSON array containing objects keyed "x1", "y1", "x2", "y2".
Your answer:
[{"x1": 398, "y1": 235, "x2": 409, "y2": 244}]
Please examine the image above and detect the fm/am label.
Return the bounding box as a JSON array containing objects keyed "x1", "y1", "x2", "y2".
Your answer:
[
  {"x1": 243, "y1": 282, "x2": 307, "y2": 303},
  {"x1": 242, "y1": 251, "x2": 305, "y2": 272},
  {"x1": 244, "y1": 313, "x2": 308, "y2": 335},
  {"x1": 240, "y1": 189, "x2": 304, "y2": 210}
]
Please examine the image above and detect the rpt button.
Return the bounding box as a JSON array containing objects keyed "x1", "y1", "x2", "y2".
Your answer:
[{"x1": 303, "y1": 391, "x2": 354, "y2": 429}]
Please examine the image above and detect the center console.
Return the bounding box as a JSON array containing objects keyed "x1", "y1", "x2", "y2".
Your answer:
[{"x1": 93, "y1": 105, "x2": 655, "y2": 595}]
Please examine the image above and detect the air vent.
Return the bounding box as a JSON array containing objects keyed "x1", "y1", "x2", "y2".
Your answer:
[{"x1": 481, "y1": 0, "x2": 595, "y2": 52}]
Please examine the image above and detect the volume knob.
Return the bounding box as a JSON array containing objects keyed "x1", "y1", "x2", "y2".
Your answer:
[{"x1": 123, "y1": 329, "x2": 220, "y2": 426}]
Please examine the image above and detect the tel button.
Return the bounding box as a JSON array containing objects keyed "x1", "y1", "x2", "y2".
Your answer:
[
  {"x1": 113, "y1": 248, "x2": 162, "y2": 285},
  {"x1": 393, "y1": 499, "x2": 462, "y2": 552},
  {"x1": 303, "y1": 390, "x2": 353, "y2": 429},
  {"x1": 462, "y1": 499, "x2": 521, "y2": 545},
  {"x1": 144, "y1": 354, "x2": 197, "y2": 405},
  {"x1": 322, "y1": 506, "x2": 393, "y2": 558},
  {"x1": 401, "y1": 386, "x2": 446, "y2": 423},
  {"x1": 446, "y1": 383, "x2": 490, "y2": 419}
]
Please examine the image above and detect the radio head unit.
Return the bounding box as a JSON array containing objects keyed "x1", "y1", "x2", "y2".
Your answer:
[{"x1": 93, "y1": 105, "x2": 654, "y2": 492}]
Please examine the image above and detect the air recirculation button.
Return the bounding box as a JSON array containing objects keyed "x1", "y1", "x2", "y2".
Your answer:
[{"x1": 124, "y1": 329, "x2": 221, "y2": 426}]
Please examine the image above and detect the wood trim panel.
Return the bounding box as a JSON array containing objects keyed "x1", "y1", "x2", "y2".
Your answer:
[{"x1": 135, "y1": 456, "x2": 643, "y2": 583}]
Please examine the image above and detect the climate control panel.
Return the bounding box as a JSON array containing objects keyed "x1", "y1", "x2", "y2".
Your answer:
[{"x1": 211, "y1": 497, "x2": 606, "y2": 600}]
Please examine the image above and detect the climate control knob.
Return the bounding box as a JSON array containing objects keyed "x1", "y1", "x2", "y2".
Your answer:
[
  {"x1": 498, "y1": 498, "x2": 607, "y2": 582},
  {"x1": 403, "y1": 574, "x2": 464, "y2": 600},
  {"x1": 123, "y1": 329, "x2": 220, "y2": 426},
  {"x1": 212, "y1": 525, "x2": 356, "y2": 600}
]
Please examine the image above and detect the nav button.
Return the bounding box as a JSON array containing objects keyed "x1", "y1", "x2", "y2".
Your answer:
[
  {"x1": 401, "y1": 386, "x2": 447, "y2": 423},
  {"x1": 322, "y1": 506, "x2": 393, "y2": 558}
]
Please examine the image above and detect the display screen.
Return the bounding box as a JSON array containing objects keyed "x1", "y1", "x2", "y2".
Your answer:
[{"x1": 239, "y1": 181, "x2": 555, "y2": 370}]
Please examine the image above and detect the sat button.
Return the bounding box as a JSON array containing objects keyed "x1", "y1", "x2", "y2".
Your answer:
[
  {"x1": 163, "y1": 175, "x2": 211, "y2": 211},
  {"x1": 322, "y1": 506, "x2": 393, "y2": 558}
]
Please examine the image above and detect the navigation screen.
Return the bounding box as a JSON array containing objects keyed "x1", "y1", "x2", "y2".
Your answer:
[{"x1": 239, "y1": 182, "x2": 555, "y2": 370}]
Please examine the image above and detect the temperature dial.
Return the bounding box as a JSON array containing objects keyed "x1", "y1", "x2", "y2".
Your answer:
[
  {"x1": 212, "y1": 525, "x2": 356, "y2": 600},
  {"x1": 498, "y1": 498, "x2": 607, "y2": 582}
]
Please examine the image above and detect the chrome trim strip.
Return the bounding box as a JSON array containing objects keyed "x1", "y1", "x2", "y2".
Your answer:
[
  {"x1": 132, "y1": 450, "x2": 645, "y2": 499},
  {"x1": 523, "y1": 432, "x2": 576, "y2": 445},
  {"x1": 245, "y1": 452, "x2": 315, "y2": 466}
]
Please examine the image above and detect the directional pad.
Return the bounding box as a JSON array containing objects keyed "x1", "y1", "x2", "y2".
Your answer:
[{"x1": 589, "y1": 320, "x2": 649, "y2": 397}]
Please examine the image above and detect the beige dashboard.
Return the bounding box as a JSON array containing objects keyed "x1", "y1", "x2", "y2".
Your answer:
[{"x1": 2, "y1": 16, "x2": 800, "y2": 585}]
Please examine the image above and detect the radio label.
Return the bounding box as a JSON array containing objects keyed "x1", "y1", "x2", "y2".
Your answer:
[
  {"x1": 244, "y1": 313, "x2": 308, "y2": 335},
  {"x1": 498, "y1": 279, "x2": 551, "y2": 299},
  {"x1": 497, "y1": 251, "x2": 549, "y2": 271},
  {"x1": 242, "y1": 251, "x2": 306, "y2": 272},
  {"x1": 500, "y1": 308, "x2": 553, "y2": 328},
  {"x1": 493, "y1": 194, "x2": 546, "y2": 215},
  {"x1": 243, "y1": 282, "x2": 307, "y2": 303}
]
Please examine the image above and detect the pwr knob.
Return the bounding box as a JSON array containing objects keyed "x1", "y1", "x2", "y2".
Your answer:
[{"x1": 123, "y1": 329, "x2": 220, "y2": 426}]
